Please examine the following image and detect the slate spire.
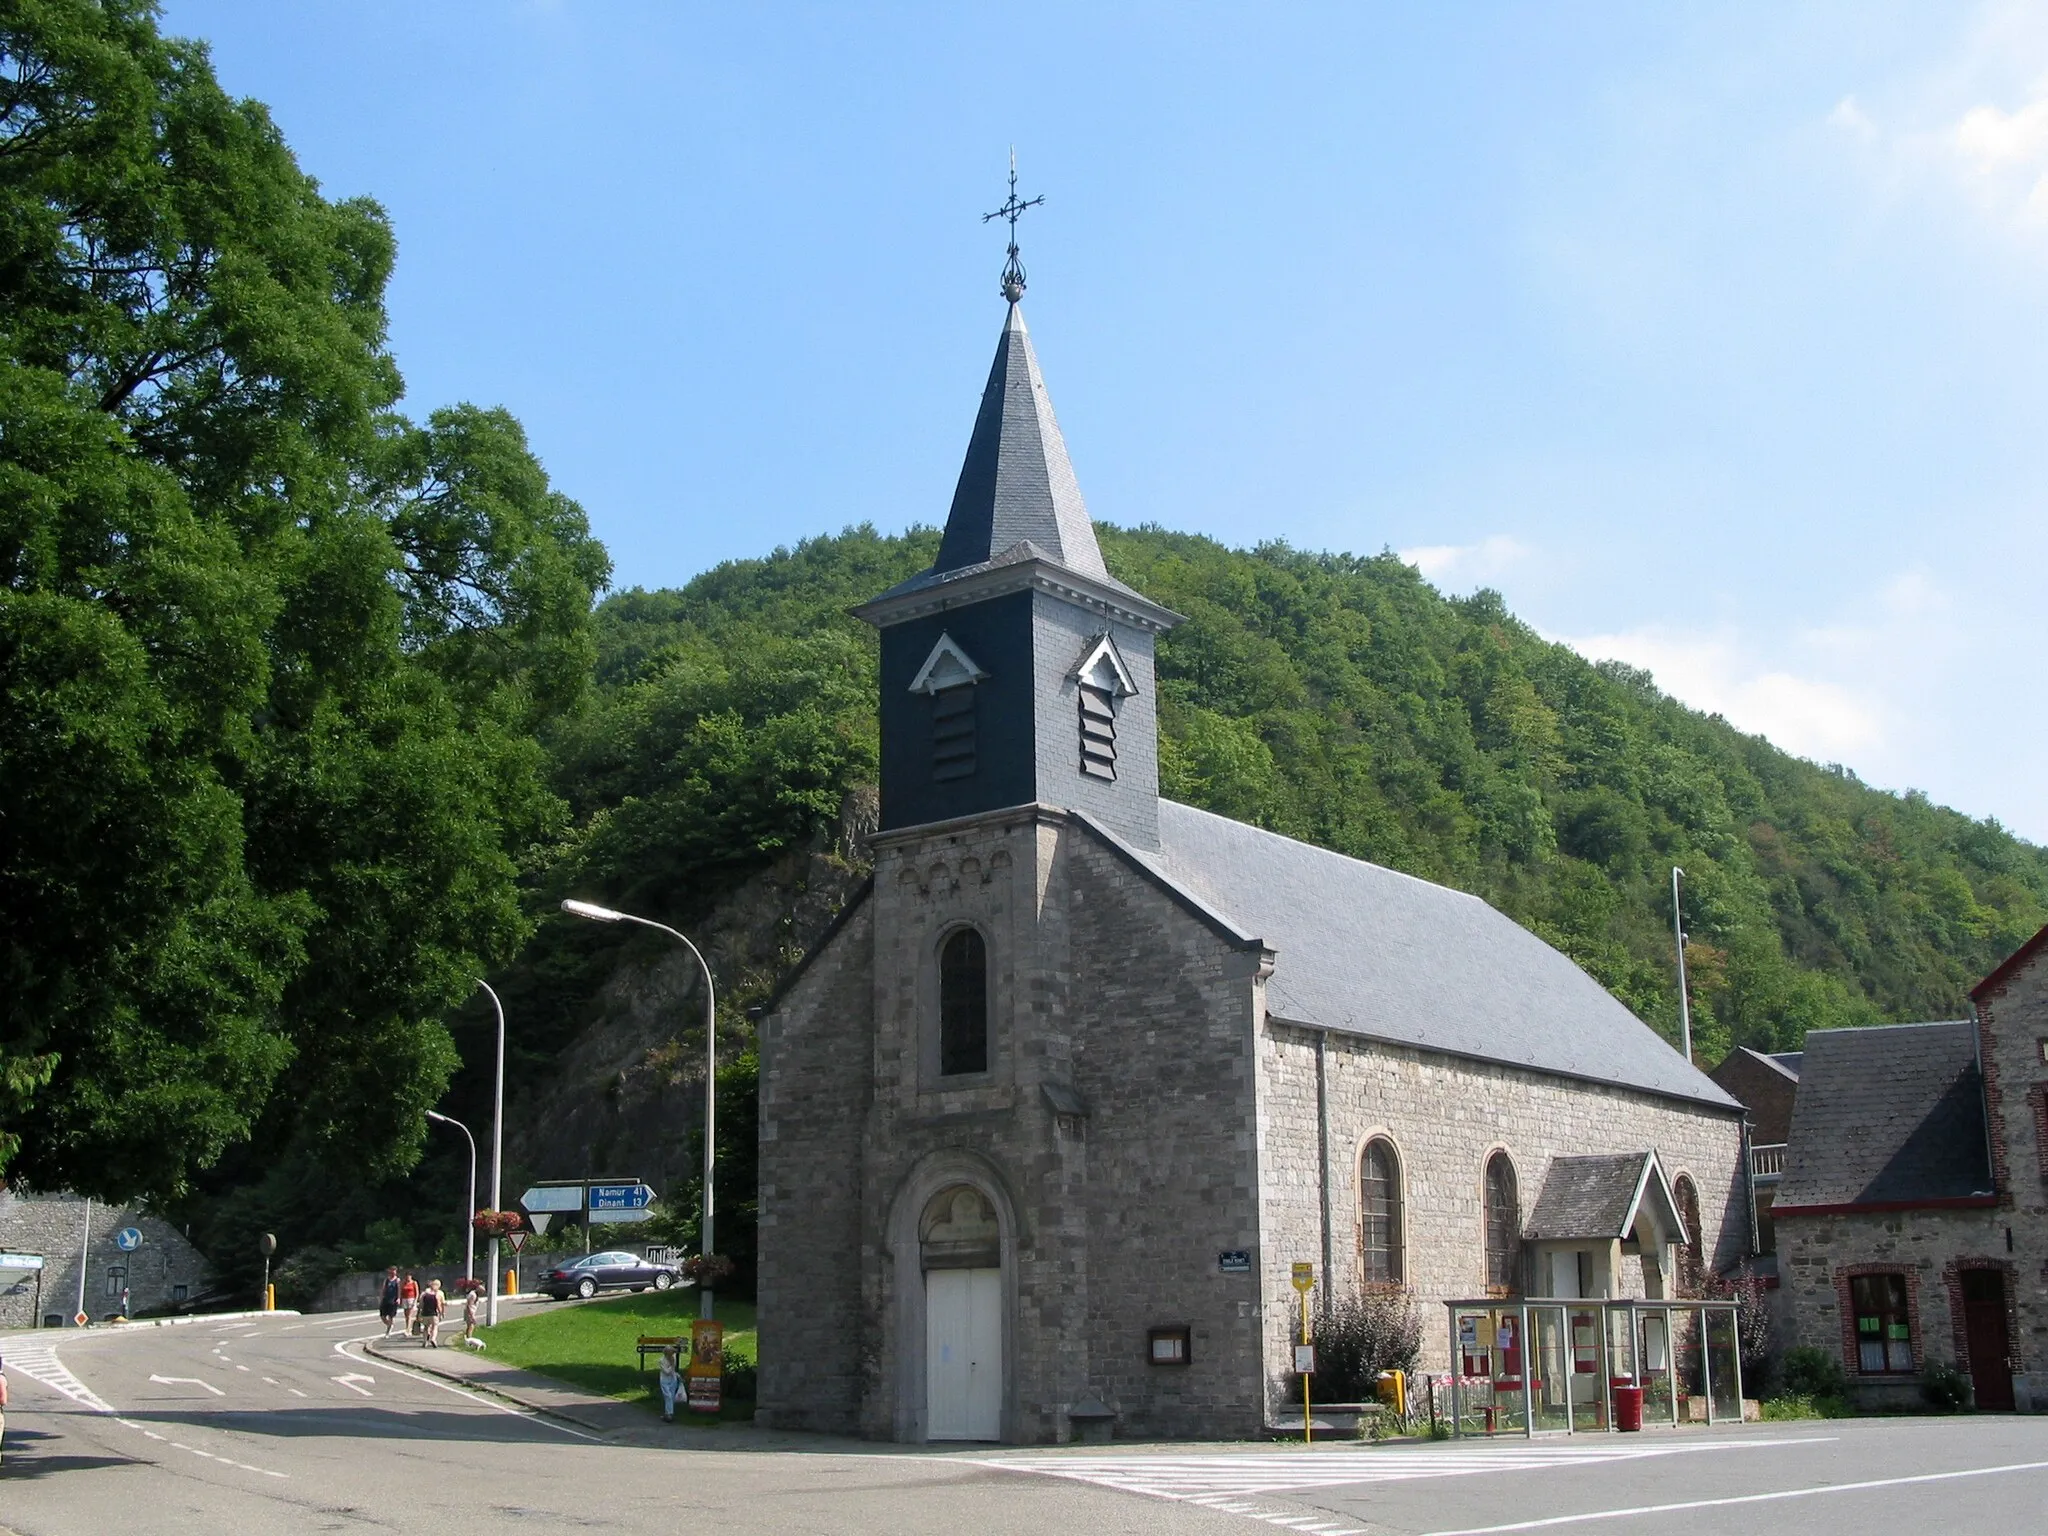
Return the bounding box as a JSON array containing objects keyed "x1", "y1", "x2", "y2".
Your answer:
[{"x1": 932, "y1": 302, "x2": 1110, "y2": 582}]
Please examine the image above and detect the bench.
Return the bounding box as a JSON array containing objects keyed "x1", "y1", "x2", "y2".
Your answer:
[{"x1": 636, "y1": 1334, "x2": 685, "y2": 1371}]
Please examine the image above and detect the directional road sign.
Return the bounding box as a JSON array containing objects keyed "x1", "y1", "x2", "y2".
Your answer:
[
  {"x1": 114, "y1": 1227, "x2": 143, "y2": 1252},
  {"x1": 520, "y1": 1186, "x2": 583, "y2": 1214},
  {"x1": 587, "y1": 1182, "x2": 655, "y2": 1213}
]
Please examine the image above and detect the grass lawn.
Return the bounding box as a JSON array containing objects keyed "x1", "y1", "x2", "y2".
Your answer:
[{"x1": 475, "y1": 1290, "x2": 757, "y2": 1420}]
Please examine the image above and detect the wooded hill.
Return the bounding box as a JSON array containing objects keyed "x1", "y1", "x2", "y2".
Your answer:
[{"x1": 561, "y1": 522, "x2": 2046, "y2": 1068}]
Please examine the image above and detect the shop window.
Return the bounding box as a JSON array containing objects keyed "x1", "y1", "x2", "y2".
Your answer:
[
  {"x1": 1851, "y1": 1272, "x2": 1914, "y2": 1373},
  {"x1": 1360, "y1": 1138, "x2": 1403, "y2": 1285},
  {"x1": 938, "y1": 928, "x2": 989, "y2": 1076}
]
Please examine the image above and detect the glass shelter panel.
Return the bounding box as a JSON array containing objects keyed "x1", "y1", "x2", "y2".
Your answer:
[
  {"x1": 1706, "y1": 1309, "x2": 1742, "y2": 1422},
  {"x1": 1638, "y1": 1310, "x2": 1676, "y2": 1426},
  {"x1": 1532, "y1": 1306, "x2": 1570, "y2": 1432},
  {"x1": 1570, "y1": 1306, "x2": 1608, "y2": 1430}
]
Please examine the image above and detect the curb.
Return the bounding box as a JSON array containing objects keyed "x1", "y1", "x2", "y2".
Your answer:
[
  {"x1": 111, "y1": 1308, "x2": 303, "y2": 1330},
  {"x1": 362, "y1": 1336, "x2": 624, "y2": 1434}
]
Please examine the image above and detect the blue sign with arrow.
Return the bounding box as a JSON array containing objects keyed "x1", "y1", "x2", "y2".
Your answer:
[
  {"x1": 587, "y1": 1183, "x2": 655, "y2": 1212},
  {"x1": 114, "y1": 1227, "x2": 143, "y2": 1252}
]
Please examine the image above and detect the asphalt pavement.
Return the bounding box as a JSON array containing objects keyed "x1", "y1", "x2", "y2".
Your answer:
[{"x1": 1, "y1": 1313, "x2": 2044, "y2": 1536}]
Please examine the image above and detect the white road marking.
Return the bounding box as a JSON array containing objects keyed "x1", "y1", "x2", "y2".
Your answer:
[
  {"x1": 0, "y1": 1339, "x2": 115, "y2": 1412},
  {"x1": 149, "y1": 1374, "x2": 226, "y2": 1396},
  {"x1": 331, "y1": 1335, "x2": 600, "y2": 1441},
  {"x1": 288, "y1": 1388, "x2": 308, "y2": 1397},
  {"x1": 983, "y1": 1437, "x2": 1834, "y2": 1503},
  {"x1": 1414, "y1": 1457, "x2": 2048, "y2": 1534},
  {"x1": 331, "y1": 1372, "x2": 377, "y2": 1396}
]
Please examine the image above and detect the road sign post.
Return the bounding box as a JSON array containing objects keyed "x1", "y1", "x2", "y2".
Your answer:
[{"x1": 1291, "y1": 1262, "x2": 1316, "y2": 1442}]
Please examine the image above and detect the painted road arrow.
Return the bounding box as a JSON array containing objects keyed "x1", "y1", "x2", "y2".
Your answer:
[
  {"x1": 331, "y1": 1373, "x2": 376, "y2": 1396},
  {"x1": 149, "y1": 1374, "x2": 225, "y2": 1396}
]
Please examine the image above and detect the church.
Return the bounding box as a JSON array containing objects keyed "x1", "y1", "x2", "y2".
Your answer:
[{"x1": 755, "y1": 263, "x2": 1749, "y2": 1444}]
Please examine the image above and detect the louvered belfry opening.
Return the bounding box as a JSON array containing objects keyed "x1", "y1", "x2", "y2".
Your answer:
[
  {"x1": 1078, "y1": 681, "x2": 1117, "y2": 779},
  {"x1": 939, "y1": 928, "x2": 989, "y2": 1075},
  {"x1": 932, "y1": 684, "x2": 977, "y2": 781}
]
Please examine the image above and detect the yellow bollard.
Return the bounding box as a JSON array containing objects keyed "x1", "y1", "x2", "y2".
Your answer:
[
  {"x1": 264, "y1": 1284, "x2": 275, "y2": 1312},
  {"x1": 505, "y1": 1268, "x2": 518, "y2": 1297}
]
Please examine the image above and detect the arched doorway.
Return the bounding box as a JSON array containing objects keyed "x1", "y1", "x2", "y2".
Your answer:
[{"x1": 921, "y1": 1184, "x2": 1003, "y2": 1440}]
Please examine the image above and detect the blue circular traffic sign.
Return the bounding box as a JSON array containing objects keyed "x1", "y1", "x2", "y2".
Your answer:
[{"x1": 114, "y1": 1227, "x2": 143, "y2": 1252}]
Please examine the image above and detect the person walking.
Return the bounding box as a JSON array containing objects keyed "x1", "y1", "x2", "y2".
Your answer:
[
  {"x1": 1, "y1": 1350, "x2": 9, "y2": 1467},
  {"x1": 657, "y1": 1342, "x2": 682, "y2": 1423},
  {"x1": 418, "y1": 1279, "x2": 444, "y2": 1347},
  {"x1": 378, "y1": 1267, "x2": 402, "y2": 1337},
  {"x1": 399, "y1": 1271, "x2": 420, "y2": 1337},
  {"x1": 460, "y1": 1283, "x2": 484, "y2": 1350}
]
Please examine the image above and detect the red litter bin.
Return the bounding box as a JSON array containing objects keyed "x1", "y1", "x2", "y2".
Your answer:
[{"x1": 1612, "y1": 1381, "x2": 1644, "y2": 1433}]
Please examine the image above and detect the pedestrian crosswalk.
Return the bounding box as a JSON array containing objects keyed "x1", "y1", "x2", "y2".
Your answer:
[
  {"x1": 980, "y1": 1436, "x2": 1810, "y2": 1504},
  {"x1": 0, "y1": 1336, "x2": 113, "y2": 1413}
]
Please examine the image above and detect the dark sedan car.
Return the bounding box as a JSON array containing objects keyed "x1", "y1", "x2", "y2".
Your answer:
[{"x1": 538, "y1": 1250, "x2": 681, "y2": 1300}]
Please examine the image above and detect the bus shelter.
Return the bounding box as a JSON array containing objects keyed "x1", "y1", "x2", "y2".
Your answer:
[{"x1": 1443, "y1": 1299, "x2": 1744, "y2": 1437}]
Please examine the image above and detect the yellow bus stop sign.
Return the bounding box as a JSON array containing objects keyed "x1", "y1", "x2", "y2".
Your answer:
[{"x1": 1291, "y1": 1262, "x2": 1315, "y2": 1293}]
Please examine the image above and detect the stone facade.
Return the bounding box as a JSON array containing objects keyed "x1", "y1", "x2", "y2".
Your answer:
[
  {"x1": 1776, "y1": 931, "x2": 2048, "y2": 1412},
  {"x1": 1258, "y1": 1025, "x2": 1747, "y2": 1408},
  {"x1": 0, "y1": 1190, "x2": 214, "y2": 1328},
  {"x1": 758, "y1": 805, "x2": 1747, "y2": 1441}
]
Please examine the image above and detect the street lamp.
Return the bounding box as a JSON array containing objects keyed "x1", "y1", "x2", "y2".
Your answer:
[
  {"x1": 425, "y1": 1110, "x2": 477, "y2": 1287},
  {"x1": 561, "y1": 897, "x2": 718, "y2": 1320},
  {"x1": 478, "y1": 979, "x2": 507, "y2": 1326}
]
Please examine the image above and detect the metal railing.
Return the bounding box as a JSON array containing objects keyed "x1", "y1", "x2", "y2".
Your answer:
[{"x1": 1750, "y1": 1144, "x2": 1786, "y2": 1179}]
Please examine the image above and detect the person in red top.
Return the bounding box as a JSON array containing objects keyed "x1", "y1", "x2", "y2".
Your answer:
[
  {"x1": 1, "y1": 1349, "x2": 9, "y2": 1466},
  {"x1": 399, "y1": 1272, "x2": 420, "y2": 1336}
]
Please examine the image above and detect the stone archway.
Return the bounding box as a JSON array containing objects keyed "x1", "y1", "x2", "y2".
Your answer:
[{"x1": 884, "y1": 1151, "x2": 1018, "y2": 1443}]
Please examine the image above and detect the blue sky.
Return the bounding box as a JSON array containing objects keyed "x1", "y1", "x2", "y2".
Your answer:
[{"x1": 163, "y1": 2, "x2": 2048, "y2": 840}]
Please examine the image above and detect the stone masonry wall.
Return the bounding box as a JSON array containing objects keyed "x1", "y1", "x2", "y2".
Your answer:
[
  {"x1": 848, "y1": 808, "x2": 1267, "y2": 1443},
  {"x1": 0, "y1": 1191, "x2": 214, "y2": 1328},
  {"x1": 1976, "y1": 935, "x2": 2048, "y2": 1400},
  {"x1": 755, "y1": 897, "x2": 876, "y2": 1432},
  {"x1": 1257, "y1": 1025, "x2": 1748, "y2": 1409}
]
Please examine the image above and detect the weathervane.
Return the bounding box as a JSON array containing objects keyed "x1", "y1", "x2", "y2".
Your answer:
[{"x1": 983, "y1": 148, "x2": 1044, "y2": 303}]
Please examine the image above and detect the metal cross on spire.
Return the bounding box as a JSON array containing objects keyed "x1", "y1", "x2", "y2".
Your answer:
[{"x1": 983, "y1": 148, "x2": 1044, "y2": 303}]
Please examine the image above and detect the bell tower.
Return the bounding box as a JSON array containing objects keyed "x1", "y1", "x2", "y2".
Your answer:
[{"x1": 855, "y1": 297, "x2": 1180, "y2": 848}]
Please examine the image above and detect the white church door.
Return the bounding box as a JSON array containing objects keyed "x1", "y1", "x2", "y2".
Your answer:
[{"x1": 925, "y1": 1267, "x2": 1002, "y2": 1440}]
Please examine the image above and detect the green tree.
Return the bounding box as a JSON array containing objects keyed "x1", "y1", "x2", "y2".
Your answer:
[{"x1": 0, "y1": 1, "x2": 608, "y2": 1200}]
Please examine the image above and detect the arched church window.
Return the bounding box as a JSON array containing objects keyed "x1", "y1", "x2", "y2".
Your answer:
[
  {"x1": 1360, "y1": 1138, "x2": 1403, "y2": 1285},
  {"x1": 1673, "y1": 1173, "x2": 1703, "y2": 1296},
  {"x1": 938, "y1": 928, "x2": 989, "y2": 1076},
  {"x1": 1484, "y1": 1151, "x2": 1520, "y2": 1296}
]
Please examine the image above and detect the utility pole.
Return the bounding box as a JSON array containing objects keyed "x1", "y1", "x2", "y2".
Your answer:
[{"x1": 1672, "y1": 866, "x2": 1693, "y2": 1064}]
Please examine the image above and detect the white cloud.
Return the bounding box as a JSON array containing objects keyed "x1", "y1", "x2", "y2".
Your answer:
[
  {"x1": 1400, "y1": 534, "x2": 1530, "y2": 588},
  {"x1": 1829, "y1": 94, "x2": 1879, "y2": 141},
  {"x1": 1560, "y1": 627, "x2": 1885, "y2": 761},
  {"x1": 1953, "y1": 93, "x2": 2048, "y2": 166}
]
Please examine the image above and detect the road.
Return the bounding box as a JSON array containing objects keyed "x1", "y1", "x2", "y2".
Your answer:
[{"x1": 1, "y1": 1314, "x2": 2044, "y2": 1535}]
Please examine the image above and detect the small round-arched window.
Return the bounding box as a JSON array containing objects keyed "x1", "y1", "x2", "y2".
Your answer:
[
  {"x1": 1360, "y1": 1138, "x2": 1403, "y2": 1285},
  {"x1": 938, "y1": 928, "x2": 988, "y2": 1076},
  {"x1": 1484, "y1": 1151, "x2": 1520, "y2": 1296}
]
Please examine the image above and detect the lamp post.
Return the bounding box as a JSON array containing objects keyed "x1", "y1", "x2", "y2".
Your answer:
[
  {"x1": 562, "y1": 898, "x2": 717, "y2": 1320},
  {"x1": 426, "y1": 1110, "x2": 478, "y2": 1287},
  {"x1": 1671, "y1": 866, "x2": 1693, "y2": 1064},
  {"x1": 478, "y1": 979, "x2": 507, "y2": 1326}
]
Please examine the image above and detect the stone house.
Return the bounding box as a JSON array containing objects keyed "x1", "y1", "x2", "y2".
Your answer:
[
  {"x1": 754, "y1": 283, "x2": 1748, "y2": 1444},
  {"x1": 0, "y1": 1188, "x2": 214, "y2": 1328},
  {"x1": 1775, "y1": 926, "x2": 2048, "y2": 1412},
  {"x1": 1708, "y1": 1046, "x2": 1801, "y2": 1265}
]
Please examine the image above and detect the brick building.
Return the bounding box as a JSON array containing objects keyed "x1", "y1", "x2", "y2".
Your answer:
[
  {"x1": 1775, "y1": 928, "x2": 2048, "y2": 1412},
  {"x1": 754, "y1": 280, "x2": 1747, "y2": 1444},
  {"x1": 0, "y1": 1189, "x2": 214, "y2": 1328}
]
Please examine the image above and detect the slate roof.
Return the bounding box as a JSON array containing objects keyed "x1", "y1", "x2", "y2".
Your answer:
[
  {"x1": 1525, "y1": 1152, "x2": 1685, "y2": 1243},
  {"x1": 1111, "y1": 801, "x2": 1739, "y2": 1110},
  {"x1": 1775, "y1": 1021, "x2": 1993, "y2": 1209},
  {"x1": 1768, "y1": 1051, "x2": 1803, "y2": 1078}
]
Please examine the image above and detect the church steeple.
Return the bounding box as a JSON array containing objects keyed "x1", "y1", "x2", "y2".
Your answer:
[
  {"x1": 856, "y1": 197, "x2": 1180, "y2": 848},
  {"x1": 932, "y1": 303, "x2": 1108, "y2": 582}
]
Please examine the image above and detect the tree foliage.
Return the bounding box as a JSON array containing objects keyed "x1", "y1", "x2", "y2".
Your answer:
[
  {"x1": 560, "y1": 524, "x2": 2047, "y2": 1065},
  {"x1": 0, "y1": 2, "x2": 608, "y2": 1199}
]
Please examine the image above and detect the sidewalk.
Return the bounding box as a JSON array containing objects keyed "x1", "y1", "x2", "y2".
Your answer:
[{"x1": 361, "y1": 1334, "x2": 819, "y2": 1449}]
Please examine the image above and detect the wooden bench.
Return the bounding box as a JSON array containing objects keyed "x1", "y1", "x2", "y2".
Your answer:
[{"x1": 636, "y1": 1334, "x2": 685, "y2": 1371}]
